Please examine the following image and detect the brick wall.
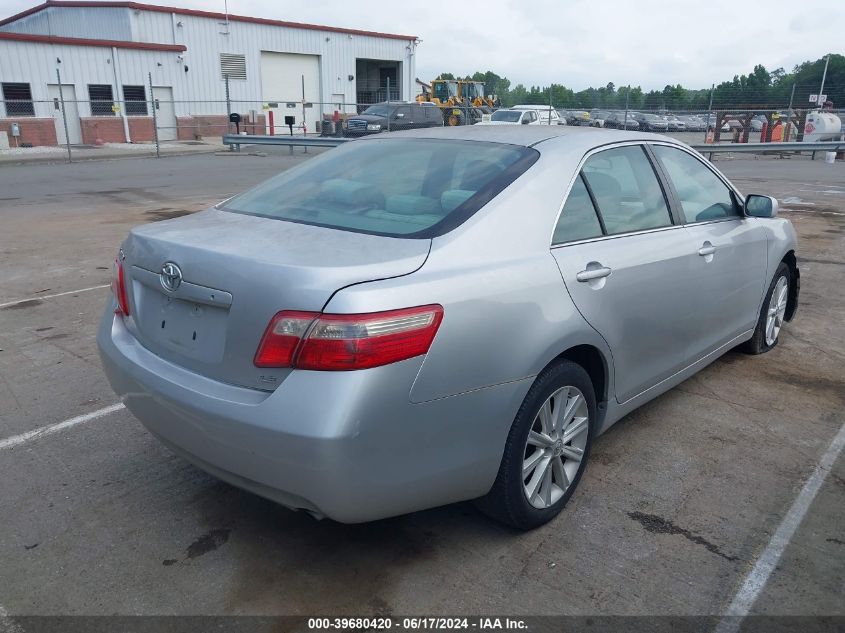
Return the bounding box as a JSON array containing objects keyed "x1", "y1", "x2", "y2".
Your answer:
[
  {"x1": 127, "y1": 117, "x2": 154, "y2": 142},
  {"x1": 1, "y1": 114, "x2": 265, "y2": 146},
  {"x1": 176, "y1": 114, "x2": 265, "y2": 140},
  {"x1": 0, "y1": 118, "x2": 58, "y2": 146},
  {"x1": 80, "y1": 117, "x2": 126, "y2": 144}
]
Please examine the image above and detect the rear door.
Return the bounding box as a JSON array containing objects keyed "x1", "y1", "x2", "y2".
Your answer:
[
  {"x1": 551, "y1": 144, "x2": 699, "y2": 403},
  {"x1": 650, "y1": 143, "x2": 768, "y2": 357}
]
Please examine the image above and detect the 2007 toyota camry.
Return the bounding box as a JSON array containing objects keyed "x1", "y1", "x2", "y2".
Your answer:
[{"x1": 98, "y1": 126, "x2": 799, "y2": 529}]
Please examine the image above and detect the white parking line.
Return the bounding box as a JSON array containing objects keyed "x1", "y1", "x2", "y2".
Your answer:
[
  {"x1": 0, "y1": 403, "x2": 125, "y2": 451},
  {"x1": 0, "y1": 284, "x2": 110, "y2": 309},
  {"x1": 715, "y1": 421, "x2": 845, "y2": 632}
]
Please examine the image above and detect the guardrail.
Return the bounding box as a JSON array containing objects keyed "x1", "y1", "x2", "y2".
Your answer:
[
  {"x1": 223, "y1": 134, "x2": 349, "y2": 148},
  {"x1": 690, "y1": 141, "x2": 845, "y2": 159},
  {"x1": 222, "y1": 134, "x2": 844, "y2": 159}
]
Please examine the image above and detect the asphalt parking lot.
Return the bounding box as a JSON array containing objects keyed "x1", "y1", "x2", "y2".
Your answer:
[{"x1": 0, "y1": 147, "x2": 843, "y2": 619}]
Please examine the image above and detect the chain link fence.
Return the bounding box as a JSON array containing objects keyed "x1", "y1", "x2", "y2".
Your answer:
[{"x1": 1, "y1": 72, "x2": 842, "y2": 163}]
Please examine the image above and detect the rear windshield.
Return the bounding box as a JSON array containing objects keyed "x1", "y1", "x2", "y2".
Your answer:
[{"x1": 222, "y1": 138, "x2": 538, "y2": 238}]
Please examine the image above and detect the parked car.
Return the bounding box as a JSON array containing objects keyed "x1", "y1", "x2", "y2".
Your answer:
[
  {"x1": 345, "y1": 102, "x2": 443, "y2": 136},
  {"x1": 99, "y1": 127, "x2": 799, "y2": 530},
  {"x1": 603, "y1": 112, "x2": 640, "y2": 130},
  {"x1": 589, "y1": 111, "x2": 612, "y2": 127},
  {"x1": 477, "y1": 108, "x2": 543, "y2": 125},
  {"x1": 562, "y1": 110, "x2": 591, "y2": 126},
  {"x1": 663, "y1": 115, "x2": 686, "y2": 132},
  {"x1": 680, "y1": 115, "x2": 706, "y2": 132},
  {"x1": 511, "y1": 104, "x2": 564, "y2": 125},
  {"x1": 751, "y1": 115, "x2": 766, "y2": 132},
  {"x1": 633, "y1": 113, "x2": 669, "y2": 132}
]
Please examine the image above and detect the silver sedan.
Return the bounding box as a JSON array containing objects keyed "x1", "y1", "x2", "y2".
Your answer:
[{"x1": 98, "y1": 127, "x2": 799, "y2": 530}]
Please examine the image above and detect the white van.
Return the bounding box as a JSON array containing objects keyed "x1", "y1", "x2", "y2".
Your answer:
[{"x1": 511, "y1": 104, "x2": 564, "y2": 125}]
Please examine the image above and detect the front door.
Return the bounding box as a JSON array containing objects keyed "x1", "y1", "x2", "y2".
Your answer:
[
  {"x1": 551, "y1": 144, "x2": 699, "y2": 404},
  {"x1": 650, "y1": 144, "x2": 768, "y2": 358},
  {"x1": 47, "y1": 84, "x2": 81, "y2": 145},
  {"x1": 151, "y1": 86, "x2": 177, "y2": 141}
]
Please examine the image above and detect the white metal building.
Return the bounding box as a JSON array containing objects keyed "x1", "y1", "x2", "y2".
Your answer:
[{"x1": 0, "y1": 0, "x2": 419, "y2": 145}]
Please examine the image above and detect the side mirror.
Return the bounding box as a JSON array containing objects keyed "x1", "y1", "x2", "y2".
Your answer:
[
  {"x1": 521, "y1": 117, "x2": 530, "y2": 124},
  {"x1": 745, "y1": 194, "x2": 779, "y2": 218}
]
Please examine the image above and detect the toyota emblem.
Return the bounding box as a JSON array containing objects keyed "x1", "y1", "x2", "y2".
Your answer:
[{"x1": 159, "y1": 262, "x2": 183, "y2": 292}]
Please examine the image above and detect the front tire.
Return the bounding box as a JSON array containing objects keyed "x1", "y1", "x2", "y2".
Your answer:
[
  {"x1": 742, "y1": 262, "x2": 790, "y2": 355},
  {"x1": 476, "y1": 361, "x2": 596, "y2": 530}
]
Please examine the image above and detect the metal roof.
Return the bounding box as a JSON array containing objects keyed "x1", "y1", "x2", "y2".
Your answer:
[{"x1": 0, "y1": 1, "x2": 419, "y2": 41}]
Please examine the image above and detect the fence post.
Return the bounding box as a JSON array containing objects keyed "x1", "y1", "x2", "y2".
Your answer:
[
  {"x1": 623, "y1": 85, "x2": 630, "y2": 130},
  {"x1": 785, "y1": 84, "x2": 795, "y2": 142},
  {"x1": 386, "y1": 76, "x2": 391, "y2": 132},
  {"x1": 224, "y1": 73, "x2": 234, "y2": 152},
  {"x1": 704, "y1": 83, "x2": 714, "y2": 143},
  {"x1": 548, "y1": 84, "x2": 553, "y2": 125},
  {"x1": 56, "y1": 67, "x2": 72, "y2": 163},
  {"x1": 148, "y1": 72, "x2": 160, "y2": 159}
]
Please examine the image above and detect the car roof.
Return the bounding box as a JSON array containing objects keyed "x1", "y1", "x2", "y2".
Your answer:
[{"x1": 374, "y1": 125, "x2": 678, "y2": 151}]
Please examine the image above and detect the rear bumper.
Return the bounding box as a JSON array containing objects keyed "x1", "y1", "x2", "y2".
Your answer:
[{"x1": 97, "y1": 308, "x2": 529, "y2": 522}]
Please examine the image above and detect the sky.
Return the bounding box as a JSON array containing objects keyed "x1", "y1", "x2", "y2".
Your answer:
[{"x1": 2, "y1": 0, "x2": 842, "y2": 91}]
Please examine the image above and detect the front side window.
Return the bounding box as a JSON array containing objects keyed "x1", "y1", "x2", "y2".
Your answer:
[
  {"x1": 362, "y1": 104, "x2": 392, "y2": 117},
  {"x1": 652, "y1": 145, "x2": 742, "y2": 223},
  {"x1": 553, "y1": 174, "x2": 604, "y2": 244},
  {"x1": 223, "y1": 139, "x2": 538, "y2": 237},
  {"x1": 88, "y1": 84, "x2": 115, "y2": 116},
  {"x1": 582, "y1": 145, "x2": 672, "y2": 235}
]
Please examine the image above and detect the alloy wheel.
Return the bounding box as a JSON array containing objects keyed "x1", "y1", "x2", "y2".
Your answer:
[
  {"x1": 765, "y1": 275, "x2": 788, "y2": 346},
  {"x1": 522, "y1": 386, "x2": 589, "y2": 509}
]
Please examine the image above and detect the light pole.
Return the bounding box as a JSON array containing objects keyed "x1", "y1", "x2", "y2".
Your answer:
[{"x1": 816, "y1": 54, "x2": 830, "y2": 108}]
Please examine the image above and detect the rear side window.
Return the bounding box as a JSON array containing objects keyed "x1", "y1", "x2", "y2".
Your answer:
[
  {"x1": 582, "y1": 145, "x2": 671, "y2": 235},
  {"x1": 553, "y1": 175, "x2": 603, "y2": 244},
  {"x1": 223, "y1": 139, "x2": 538, "y2": 238},
  {"x1": 652, "y1": 145, "x2": 742, "y2": 223}
]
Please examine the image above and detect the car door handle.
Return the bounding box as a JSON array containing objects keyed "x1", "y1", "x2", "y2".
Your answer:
[
  {"x1": 698, "y1": 244, "x2": 717, "y2": 256},
  {"x1": 576, "y1": 266, "x2": 612, "y2": 282}
]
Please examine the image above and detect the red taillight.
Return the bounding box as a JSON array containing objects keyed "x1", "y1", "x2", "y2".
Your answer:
[
  {"x1": 253, "y1": 311, "x2": 318, "y2": 368},
  {"x1": 111, "y1": 257, "x2": 130, "y2": 316},
  {"x1": 253, "y1": 305, "x2": 444, "y2": 371}
]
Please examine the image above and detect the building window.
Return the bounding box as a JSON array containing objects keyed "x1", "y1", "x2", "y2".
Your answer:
[
  {"x1": 2, "y1": 83, "x2": 35, "y2": 116},
  {"x1": 122, "y1": 85, "x2": 148, "y2": 116},
  {"x1": 88, "y1": 84, "x2": 115, "y2": 116},
  {"x1": 220, "y1": 53, "x2": 247, "y2": 80}
]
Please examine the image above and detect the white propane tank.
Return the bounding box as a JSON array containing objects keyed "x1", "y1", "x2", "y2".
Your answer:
[{"x1": 803, "y1": 111, "x2": 843, "y2": 142}]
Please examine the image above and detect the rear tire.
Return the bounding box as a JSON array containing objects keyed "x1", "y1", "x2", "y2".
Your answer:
[
  {"x1": 476, "y1": 360, "x2": 596, "y2": 530},
  {"x1": 742, "y1": 262, "x2": 790, "y2": 355}
]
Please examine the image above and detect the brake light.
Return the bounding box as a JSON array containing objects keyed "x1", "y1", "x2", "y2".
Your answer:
[
  {"x1": 253, "y1": 311, "x2": 318, "y2": 368},
  {"x1": 111, "y1": 257, "x2": 130, "y2": 316},
  {"x1": 254, "y1": 305, "x2": 444, "y2": 371}
]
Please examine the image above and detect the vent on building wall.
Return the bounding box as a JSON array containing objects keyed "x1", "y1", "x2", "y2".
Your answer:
[{"x1": 220, "y1": 53, "x2": 247, "y2": 80}]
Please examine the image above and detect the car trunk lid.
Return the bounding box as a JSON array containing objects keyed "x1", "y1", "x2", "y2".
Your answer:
[{"x1": 121, "y1": 208, "x2": 431, "y2": 390}]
